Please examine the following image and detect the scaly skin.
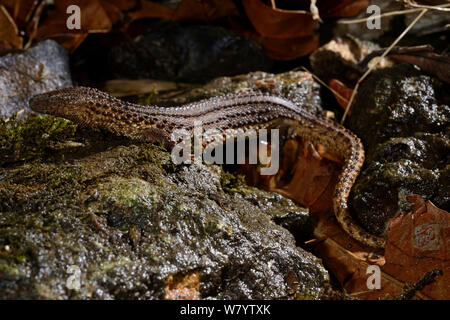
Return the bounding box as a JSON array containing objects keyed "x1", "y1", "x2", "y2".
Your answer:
[{"x1": 29, "y1": 87, "x2": 385, "y2": 248}]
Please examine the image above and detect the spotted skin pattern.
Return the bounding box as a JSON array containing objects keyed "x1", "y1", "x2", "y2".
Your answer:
[{"x1": 29, "y1": 87, "x2": 385, "y2": 248}]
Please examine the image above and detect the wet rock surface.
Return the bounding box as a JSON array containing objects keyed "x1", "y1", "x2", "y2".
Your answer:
[
  {"x1": 349, "y1": 64, "x2": 450, "y2": 236},
  {"x1": 108, "y1": 22, "x2": 272, "y2": 83},
  {"x1": 0, "y1": 135, "x2": 329, "y2": 299},
  {"x1": 0, "y1": 71, "x2": 331, "y2": 299},
  {"x1": 0, "y1": 40, "x2": 72, "y2": 120}
]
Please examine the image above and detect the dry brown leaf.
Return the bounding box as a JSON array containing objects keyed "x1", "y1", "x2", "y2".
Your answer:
[
  {"x1": 0, "y1": 4, "x2": 22, "y2": 49},
  {"x1": 127, "y1": 0, "x2": 174, "y2": 23},
  {"x1": 239, "y1": 135, "x2": 340, "y2": 214},
  {"x1": 261, "y1": 35, "x2": 319, "y2": 60},
  {"x1": 240, "y1": 0, "x2": 369, "y2": 59},
  {"x1": 329, "y1": 79, "x2": 354, "y2": 112},
  {"x1": 36, "y1": 0, "x2": 113, "y2": 34},
  {"x1": 35, "y1": 0, "x2": 124, "y2": 51},
  {"x1": 0, "y1": 0, "x2": 37, "y2": 29},
  {"x1": 172, "y1": 0, "x2": 239, "y2": 22},
  {"x1": 242, "y1": 0, "x2": 317, "y2": 39},
  {"x1": 313, "y1": 210, "x2": 406, "y2": 300},
  {"x1": 240, "y1": 0, "x2": 318, "y2": 59},
  {"x1": 383, "y1": 195, "x2": 449, "y2": 299},
  {"x1": 318, "y1": 0, "x2": 370, "y2": 18},
  {"x1": 274, "y1": 139, "x2": 340, "y2": 213},
  {"x1": 106, "y1": 0, "x2": 136, "y2": 11},
  {"x1": 127, "y1": 0, "x2": 238, "y2": 25},
  {"x1": 45, "y1": 33, "x2": 89, "y2": 53},
  {"x1": 314, "y1": 195, "x2": 448, "y2": 300}
]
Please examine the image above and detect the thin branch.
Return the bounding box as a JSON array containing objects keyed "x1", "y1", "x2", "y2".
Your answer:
[
  {"x1": 300, "y1": 67, "x2": 349, "y2": 104},
  {"x1": 310, "y1": 0, "x2": 323, "y2": 22},
  {"x1": 270, "y1": 0, "x2": 276, "y2": 10},
  {"x1": 404, "y1": 0, "x2": 450, "y2": 12},
  {"x1": 338, "y1": 3, "x2": 450, "y2": 24}
]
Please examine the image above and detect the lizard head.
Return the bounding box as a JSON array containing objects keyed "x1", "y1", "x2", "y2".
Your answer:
[{"x1": 29, "y1": 87, "x2": 110, "y2": 119}]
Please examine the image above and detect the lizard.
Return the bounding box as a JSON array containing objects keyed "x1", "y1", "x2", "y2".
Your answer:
[{"x1": 29, "y1": 86, "x2": 386, "y2": 248}]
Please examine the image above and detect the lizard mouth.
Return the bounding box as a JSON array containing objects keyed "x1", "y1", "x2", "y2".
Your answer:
[
  {"x1": 29, "y1": 93, "x2": 52, "y2": 113},
  {"x1": 29, "y1": 88, "x2": 71, "y2": 114}
]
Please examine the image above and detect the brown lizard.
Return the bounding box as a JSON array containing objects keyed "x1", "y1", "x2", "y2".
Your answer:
[{"x1": 29, "y1": 87, "x2": 385, "y2": 248}]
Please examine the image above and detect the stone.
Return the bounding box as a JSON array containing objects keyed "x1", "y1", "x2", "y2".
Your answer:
[
  {"x1": 349, "y1": 64, "x2": 450, "y2": 236},
  {"x1": 0, "y1": 40, "x2": 72, "y2": 120},
  {"x1": 108, "y1": 22, "x2": 272, "y2": 83}
]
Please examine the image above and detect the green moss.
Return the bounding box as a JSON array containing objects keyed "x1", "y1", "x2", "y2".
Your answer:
[
  {"x1": 219, "y1": 170, "x2": 247, "y2": 194},
  {"x1": 140, "y1": 87, "x2": 160, "y2": 106},
  {"x1": 91, "y1": 257, "x2": 133, "y2": 279},
  {"x1": 96, "y1": 176, "x2": 160, "y2": 209},
  {"x1": 0, "y1": 115, "x2": 77, "y2": 166}
]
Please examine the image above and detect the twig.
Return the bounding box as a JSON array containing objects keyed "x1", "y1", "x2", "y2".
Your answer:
[
  {"x1": 300, "y1": 67, "x2": 349, "y2": 104},
  {"x1": 270, "y1": 0, "x2": 276, "y2": 10},
  {"x1": 310, "y1": 0, "x2": 323, "y2": 22},
  {"x1": 338, "y1": 3, "x2": 450, "y2": 24},
  {"x1": 404, "y1": 0, "x2": 450, "y2": 12},
  {"x1": 395, "y1": 269, "x2": 441, "y2": 300},
  {"x1": 340, "y1": 8, "x2": 429, "y2": 124},
  {"x1": 24, "y1": 0, "x2": 47, "y2": 50}
]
